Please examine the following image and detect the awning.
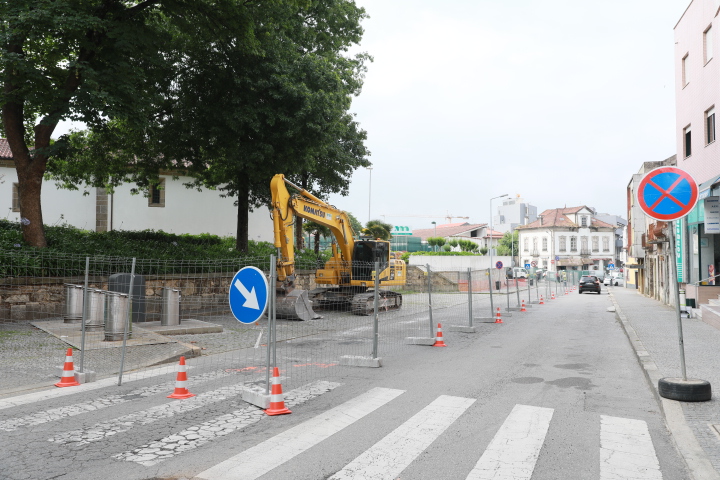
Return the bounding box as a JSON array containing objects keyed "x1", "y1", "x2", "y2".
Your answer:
[{"x1": 699, "y1": 174, "x2": 720, "y2": 199}]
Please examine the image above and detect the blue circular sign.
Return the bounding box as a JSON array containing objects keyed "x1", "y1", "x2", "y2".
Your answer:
[
  {"x1": 229, "y1": 267, "x2": 269, "y2": 324},
  {"x1": 637, "y1": 167, "x2": 698, "y2": 221},
  {"x1": 496, "y1": 261, "x2": 503, "y2": 269}
]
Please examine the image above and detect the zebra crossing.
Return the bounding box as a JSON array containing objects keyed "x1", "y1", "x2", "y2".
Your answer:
[{"x1": 2, "y1": 379, "x2": 665, "y2": 480}]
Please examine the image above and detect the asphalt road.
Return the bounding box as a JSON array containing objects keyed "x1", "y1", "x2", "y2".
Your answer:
[{"x1": 0, "y1": 287, "x2": 691, "y2": 479}]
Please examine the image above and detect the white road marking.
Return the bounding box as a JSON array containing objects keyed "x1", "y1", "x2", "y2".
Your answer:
[
  {"x1": 600, "y1": 415, "x2": 662, "y2": 480},
  {"x1": 0, "y1": 370, "x2": 233, "y2": 431},
  {"x1": 0, "y1": 364, "x2": 176, "y2": 411},
  {"x1": 466, "y1": 404, "x2": 554, "y2": 480},
  {"x1": 195, "y1": 387, "x2": 405, "y2": 480},
  {"x1": 115, "y1": 381, "x2": 340, "y2": 466},
  {"x1": 48, "y1": 382, "x2": 250, "y2": 445},
  {"x1": 330, "y1": 394, "x2": 475, "y2": 479}
]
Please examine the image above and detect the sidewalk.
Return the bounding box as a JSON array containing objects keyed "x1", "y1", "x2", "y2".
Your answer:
[{"x1": 610, "y1": 287, "x2": 720, "y2": 480}]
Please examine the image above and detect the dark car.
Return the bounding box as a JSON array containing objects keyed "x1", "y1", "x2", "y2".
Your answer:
[{"x1": 579, "y1": 275, "x2": 601, "y2": 294}]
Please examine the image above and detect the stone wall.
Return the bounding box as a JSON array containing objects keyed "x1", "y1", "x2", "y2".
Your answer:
[{"x1": 0, "y1": 270, "x2": 319, "y2": 323}]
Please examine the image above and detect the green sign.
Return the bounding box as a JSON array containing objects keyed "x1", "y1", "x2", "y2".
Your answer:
[
  {"x1": 676, "y1": 219, "x2": 684, "y2": 282},
  {"x1": 392, "y1": 226, "x2": 412, "y2": 236}
]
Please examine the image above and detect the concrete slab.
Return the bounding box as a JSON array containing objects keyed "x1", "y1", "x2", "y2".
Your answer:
[
  {"x1": 339, "y1": 355, "x2": 382, "y2": 367},
  {"x1": 448, "y1": 325, "x2": 477, "y2": 333},
  {"x1": 404, "y1": 337, "x2": 435, "y2": 346}
]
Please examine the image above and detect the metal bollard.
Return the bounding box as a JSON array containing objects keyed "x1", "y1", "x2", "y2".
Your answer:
[
  {"x1": 104, "y1": 292, "x2": 130, "y2": 341},
  {"x1": 63, "y1": 284, "x2": 84, "y2": 323},
  {"x1": 161, "y1": 287, "x2": 182, "y2": 326}
]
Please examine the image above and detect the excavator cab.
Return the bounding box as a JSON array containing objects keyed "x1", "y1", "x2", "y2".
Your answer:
[{"x1": 351, "y1": 240, "x2": 389, "y2": 281}]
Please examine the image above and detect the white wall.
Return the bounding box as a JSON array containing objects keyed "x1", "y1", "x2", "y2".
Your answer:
[
  {"x1": 409, "y1": 255, "x2": 511, "y2": 272},
  {"x1": 0, "y1": 167, "x2": 273, "y2": 242}
]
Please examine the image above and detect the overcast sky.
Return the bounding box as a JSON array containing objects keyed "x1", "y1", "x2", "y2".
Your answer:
[
  {"x1": 327, "y1": 0, "x2": 690, "y2": 230},
  {"x1": 54, "y1": 0, "x2": 690, "y2": 232}
]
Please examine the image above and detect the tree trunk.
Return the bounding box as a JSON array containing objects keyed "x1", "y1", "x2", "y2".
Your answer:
[
  {"x1": 235, "y1": 176, "x2": 249, "y2": 252},
  {"x1": 3, "y1": 101, "x2": 49, "y2": 248},
  {"x1": 314, "y1": 231, "x2": 320, "y2": 254}
]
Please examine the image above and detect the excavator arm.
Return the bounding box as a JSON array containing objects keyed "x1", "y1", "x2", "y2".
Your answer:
[{"x1": 270, "y1": 174, "x2": 356, "y2": 285}]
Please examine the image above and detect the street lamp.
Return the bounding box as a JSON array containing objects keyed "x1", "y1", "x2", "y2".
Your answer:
[
  {"x1": 489, "y1": 194, "x2": 508, "y2": 278},
  {"x1": 367, "y1": 166, "x2": 373, "y2": 223}
]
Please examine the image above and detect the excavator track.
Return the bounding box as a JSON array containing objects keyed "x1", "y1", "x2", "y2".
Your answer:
[{"x1": 351, "y1": 290, "x2": 403, "y2": 316}]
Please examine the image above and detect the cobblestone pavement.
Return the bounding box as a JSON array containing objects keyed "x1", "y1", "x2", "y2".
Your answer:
[{"x1": 610, "y1": 286, "x2": 720, "y2": 474}]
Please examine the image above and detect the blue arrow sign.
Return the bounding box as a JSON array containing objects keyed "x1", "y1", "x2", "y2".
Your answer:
[{"x1": 229, "y1": 266, "x2": 269, "y2": 324}]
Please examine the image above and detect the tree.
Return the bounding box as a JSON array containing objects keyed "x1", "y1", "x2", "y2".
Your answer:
[
  {"x1": 345, "y1": 212, "x2": 363, "y2": 237},
  {"x1": 479, "y1": 246, "x2": 488, "y2": 255},
  {"x1": 426, "y1": 236, "x2": 446, "y2": 252},
  {"x1": 363, "y1": 219, "x2": 392, "y2": 241},
  {"x1": 1, "y1": 0, "x2": 254, "y2": 247},
  {"x1": 496, "y1": 231, "x2": 519, "y2": 256},
  {"x1": 448, "y1": 239, "x2": 459, "y2": 249},
  {"x1": 303, "y1": 221, "x2": 331, "y2": 255}
]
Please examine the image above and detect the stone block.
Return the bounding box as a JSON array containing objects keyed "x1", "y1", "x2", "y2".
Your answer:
[
  {"x1": 339, "y1": 355, "x2": 382, "y2": 367},
  {"x1": 241, "y1": 386, "x2": 271, "y2": 409},
  {"x1": 5, "y1": 294, "x2": 29, "y2": 304},
  {"x1": 448, "y1": 325, "x2": 477, "y2": 333},
  {"x1": 74, "y1": 370, "x2": 96, "y2": 384},
  {"x1": 10, "y1": 304, "x2": 26, "y2": 320}
]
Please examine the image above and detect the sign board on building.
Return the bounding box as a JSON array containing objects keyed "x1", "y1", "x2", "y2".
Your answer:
[
  {"x1": 392, "y1": 226, "x2": 412, "y2": 236},
  {"x1": 703, "y1": 196, "x2": 720, "y2": 234}
]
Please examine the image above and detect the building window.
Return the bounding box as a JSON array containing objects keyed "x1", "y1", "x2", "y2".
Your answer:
[
  {"x1": 542, "y1": 237, "x2": 548, "y2": 251},
  {"x1": 11, "y1": 183, "x2": 19, "y2": 212},
  {"x1": 532, "y1": 237, "x2": 538, "y2": 251},
  {"x1": 570, "y1": 236, "x2": 577, "y2": 251},
  {"x1": 148, "y1": 179, "x2": 165, "y2": 207},
  {"x1": 592, "y1": 237, "x2": 599, "y2": 252},
  {"x1": 682, "y1": 54, "x2": 689, "y2": 86},
  {"x1": 603, "y1": 236, "x2": 610, "y2": 251},
  {"x1": 707, "y1": 107, "x2": 716, "y2": 145},
  {"x1": 684, "y1": 125, "x2": 692, "y2": 158},
  {"x1": 581, "y1": 236, "x2": 589, "y2": 251},
  {"x1": 705, "y1": 26, "x2": 713, "y2": 64},
  {"x1": 559, "y1": 236, "x2": 566, "y2": 252},
  {"x1": 581, "y1": 216, "x2": 587, "y2": 227},
  {"x1": 523, "y1": 237, "x2": 529, "y2": 252}
]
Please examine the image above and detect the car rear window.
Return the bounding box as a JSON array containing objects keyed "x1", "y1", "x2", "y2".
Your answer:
[{"x1": 581, "y1": 276, "x2": 598, "y2": 282}]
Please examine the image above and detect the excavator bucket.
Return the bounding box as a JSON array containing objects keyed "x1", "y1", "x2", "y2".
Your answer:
[{"x1": 276, "y1": 289, "x2": 322, "y2": 321}]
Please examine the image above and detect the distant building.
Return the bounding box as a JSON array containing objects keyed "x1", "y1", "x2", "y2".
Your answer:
[
  {"x1": 0, "y1": 138, "x2": 273, "y2": 241},
  {"x1": 594, "y1": 213, "x2": 627, "y2": 267},
  {"x1": 516, "y1": 206, "x2": 616, "y2": 274},
  {"x1": 412, "y1": 222, "x2": 501, "y2": 251},
  {"x1": 492, "y1": 196, "x2": 537, "y2": 233}
]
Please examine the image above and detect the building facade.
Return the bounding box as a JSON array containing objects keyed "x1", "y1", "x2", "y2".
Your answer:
[
  {"x1": 0, "y1": 139, "x2": 273, "y2": 241},
  {"x1": 516, "y1": 206, "x2": 616, "y2": 275},
  {"x1": 492, "y1": 196, "x2": 537, "y2": 234}
]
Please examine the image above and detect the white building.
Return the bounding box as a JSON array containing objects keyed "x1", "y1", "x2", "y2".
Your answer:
[
  {"x1": 516, "y1": 206, "x2": 617, "y2": 274},
  {"x1": 0, "y1": 139, "x2": 273, "y2": 241},
  {"x1": 492, "y1": 196, "x2": 537, "y2": 233}
]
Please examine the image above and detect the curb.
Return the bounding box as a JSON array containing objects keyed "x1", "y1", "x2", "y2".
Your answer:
[{"x1": 609, "y1": 290, "x2": 720, "y2": 480}]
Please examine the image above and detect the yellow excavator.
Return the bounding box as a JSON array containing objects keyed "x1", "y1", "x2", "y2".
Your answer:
[{"x1": 270, "y1": 173, "x2": 406, "y2": 320}]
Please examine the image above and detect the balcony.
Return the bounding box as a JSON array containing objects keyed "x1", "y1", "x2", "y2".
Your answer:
[
  {"x1": 580, "y1": 248, "x2": 591, "y2": 257},
  {"x1": 531, "y1": 250, "x2": 540, "y2": 257}
]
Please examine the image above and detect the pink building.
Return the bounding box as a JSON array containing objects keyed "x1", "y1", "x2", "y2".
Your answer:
[
  {"x1": 675, "y1": 0, "x2": 719, "y2": 183},
  {"x1": 675, "y1": 1, "x2": 720, "y2": 310}
]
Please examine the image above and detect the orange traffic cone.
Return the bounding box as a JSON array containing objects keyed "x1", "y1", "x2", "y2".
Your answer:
[
  {"x1": 565, "y1": 288, "x2": 569, "y2": 295},
  {"x1": 55, "y1": 348, "x2": 80, "y2": 387},
  {"x1": 521, "y1": 300, "x2": 527, "y2": 312},
  {"x1": 266, "y1": 367, "x2": 291, "y2": 416},
  {"x1": 539, "y1": 295, "x2": 545, "y2": 305},
  {"x1": 551, "y1": 292, "x2": 555, "y2": 300},
  {"x1": 495, "y1": 307, "x2": 503, "y2": 324},
  {"x1": 433, "y1": 323, "x2": 447, "y2": 347},
  {"x1": 167, "y1": 356, "x2": 195, "y2": 399}
]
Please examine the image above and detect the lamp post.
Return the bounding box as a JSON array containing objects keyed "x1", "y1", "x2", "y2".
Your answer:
[
  {"x1": 367, "y1": 167, "x2": 373, "y2": 223},
  {"x1": 490, "y1": 194, "x2": 508, "y2": 280}
]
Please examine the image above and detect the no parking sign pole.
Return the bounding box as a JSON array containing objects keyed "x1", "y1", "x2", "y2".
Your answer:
[{"x1": 637, "y1": 167, "x2": 710, "y2": 401}]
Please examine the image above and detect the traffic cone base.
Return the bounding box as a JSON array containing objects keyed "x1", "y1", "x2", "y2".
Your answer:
[
  {"x1": 55, "y1": 348, "x2": 80, "y2": 387},
  {"x1": 433, "y1": 323, "x2": 447, "y2": 347},
  {"x1": 168, "y1": 356, "x2": 195, "y2": 399},
  {"x1": 266, "y1": 367, "x2": 291, "y2": 416}
]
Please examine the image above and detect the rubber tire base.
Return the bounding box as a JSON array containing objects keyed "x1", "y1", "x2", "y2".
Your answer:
[{"x1": 658, "y1": 377, "x2": 712, "y2": 402}]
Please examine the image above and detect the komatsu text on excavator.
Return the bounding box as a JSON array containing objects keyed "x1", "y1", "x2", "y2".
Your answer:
[{"x1": 270, "y1": 174, "x2": 406, "y2": 320}]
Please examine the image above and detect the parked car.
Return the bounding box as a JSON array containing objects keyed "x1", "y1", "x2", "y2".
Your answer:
[
  {"x1": 507, "y1": 267, "x2": 528, "y2": 279},
  {"x1": 607, "y1": 273, "x2": 624, "y2": 286},
  {"x1": 579, "y1": 275, "x2": 601, "y2": 294}
]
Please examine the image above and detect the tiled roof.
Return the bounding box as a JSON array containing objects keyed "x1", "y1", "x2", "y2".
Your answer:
[
  {"x1": 519, "y1": 207, "x2": 615, "y2": 230},
  {"x1": 412, "y1": 223, "x2": 486, "y2": 240},
  {"x1": 0, "y1": 138, "x2": 12, "y2": 159},
  {"x1": 591, "y1": 218, "x2": 616, "y2": 229},
  {"x1": 538, "y1": 206, "x2": 589, "y2": 216}
]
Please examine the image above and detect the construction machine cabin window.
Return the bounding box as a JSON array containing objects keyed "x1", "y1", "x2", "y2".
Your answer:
[{"x1": 149, "y1": 179, "x2": 165, "y2": 207}]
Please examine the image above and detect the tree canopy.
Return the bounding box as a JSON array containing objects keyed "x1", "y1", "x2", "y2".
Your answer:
[{"x1": 2, "y1": 0, "x2": 371, "y2": 250}]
